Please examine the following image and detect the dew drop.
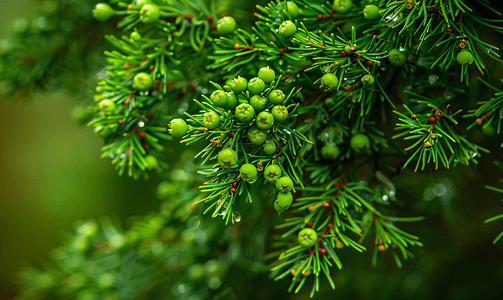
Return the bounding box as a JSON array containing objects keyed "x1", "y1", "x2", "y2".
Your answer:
[{"x1": 232, "y1": 211, "x2": 241, "y2": 223}]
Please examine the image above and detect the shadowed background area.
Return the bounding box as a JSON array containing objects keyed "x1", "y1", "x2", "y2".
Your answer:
[{"x1": 2, "y1": 1, "x2": 503, "y2": 300}]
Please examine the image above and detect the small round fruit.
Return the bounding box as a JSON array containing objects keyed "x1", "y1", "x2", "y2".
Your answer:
[
  {"x1": 256, "y1": 111, "x2": 274, "y2": 130},
  {"x1": 258, "y1": 66, "x2": 275, "y2": 84},
  {"x1": 169, "y1": 118, "x2": 188, "y2": 137},
  {"x1": 388, "y1": 49, "x2": 407, "y2": 67},
  {"x1": 361, "y1": 74, "x2": 375, "y2": 86},
  {"x1": 276, "y1": 176, "x2": 294, "y2": 192},
  {"x1": 269, "y1": 89, "x2": 286, "y2": 105},
  {"x1": 93, "y1": 3, "x2": 116, "y2": 22},
  {"x1": 286, "y1": 1, "x2": 299, "y2": 18},
  {"x1": 203, "y1": 111, "x2": 220, "y2": 129},
  {"x1": 217, "y1": 16, "x2": 236, "y2": 35},
  {"x1": 325, "y1": 97, "x2": 335, "y2": 107},
  {"x1": 274, "y1": 200, "x2": 286, "y2": 215},
  {"x1": 276, "y1": 191, "x2": 293, "y2": 209},
  {"x1": 344, "y1": 45, "x2": 351, "y2": 52},
  {"x1": 248, "y1": 128, "x2": 267, "y2": 145},
  {"x1": 363, "y1": 5, "x2": 380, "y2": 20},
  {"x1": 272, "y1": 105, "x2": 288, "y2": 122},
  {"x1": 279, "y1": 20, "x2": 297, "y2": 39},
  {"x1": 235, "y1": 103, "x2": 255, "y2": 122},
  {"x1": 225, "y1": 92, "x2": 238, "y2": 110},
  {"x1": 210, "y1": 90, "x2": 229, "y2": 107},
  {"x1": 321, "y1": 73, "x2": 339, "y2": 91},
  {"x1": 332, "y1": 0, "x2": 353, "y2": 13},
  {"x1": 229, "y1": 77, "x2": 248, "y2": 93},
  {"x1": 99, "y1": 99, "x2": 116, "y2": 115},
  {"x1": 240, "y1": 164, "x2": 258, "y2": 183},
  {"x1": 263, "y1": 140, "x2": 277, "y2": 155},
  {"x1": 130, "y1": 31, "x2": 141, "y2": 41},
  {"x1": 321, "y1": 144, "x2": 339, "y2": 160},
  {"x1": 144, "y1": 155, "x2": 158, "y2": 170},
  {"x1": 298, "y1": 228, "x2": 318, "y2": 247},
  {"x1": 250, "y1": 95, "x2": 268, "y2": 112},
  {"x1": 139, "y1": 4, "x2": 160, "y2": 23},
  {"x1": 264, "y1": 165, "x2": 282, "y2": 182},
  {"x1": 94, "y1": 124, "x2": 114, "y2": 140},
  {"x1": 457, "y1": 51, "x2": 474, "y2": 65},
  {"x1": 248, "y1": 77, "x2": 266, "y2": 95},
  {"x1": 188, "y1": 264, "x2": 205, "y2": 281},
  {"x1": 350, "y1": 134, "x2": 370, "y2": 152},
  {"x1": 133, "y1": 72, "x2": 153, "y2": 90},
  {"x1": 218, "y1": 148, "x2": 238, "y2": 168}
]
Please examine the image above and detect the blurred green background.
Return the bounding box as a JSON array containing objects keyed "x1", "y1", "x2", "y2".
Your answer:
[
  {"x1": 2, "y1": 1, "x2": 503, "y2": 300},
  {"x1": 0, "y1": 2, "x2": 162, "y2": 298}
]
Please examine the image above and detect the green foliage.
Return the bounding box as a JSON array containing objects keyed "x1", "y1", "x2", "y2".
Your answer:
[{"x1": 4, "y1": 0, "x2": 503, "y2": 298}]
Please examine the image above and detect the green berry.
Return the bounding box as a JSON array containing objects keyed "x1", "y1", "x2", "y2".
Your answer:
[
  {"x1": 361, "y1": 74, "x2": 375, "y2": 86},
  {"x1": 298, "y1": 228, "x2": 317, "y2": 247},
  {"x1": 321, "y1": 144, "x2": 339, "y2": 160},
  {"x1": 250, "y1": 95, "x2": 268, "y2": 112},
  {"x1": 321, "y1": 73, "x2": 339, "y2": 91},
  {"x1": 279, "y1": 20, "x2": 297, "y2": 39},
  {"x1": 217, "y1": 16, "x2": 236, "y2": 35},
  {"x1": 94, "y1": 124, "x2": 115, "y2": 140},
  {"x1": 225, "y1": 92, "x2": 238, "y2": 110},
  {"x1": 99, "y1": 99, "x2": 116, "y2": 115},
  {"x1": 276, "y1": 191, "x2": 293, "y2": 209},
  {"x1": 139, "y1": 4, "x2": 160, "y2": 23},
  {"x1": 264, "y1": 165, "x2": 282, "y2": 183},
  {"x1": 229, "y1": 77, "x2": 248, "y2": 93},
  {"x1": 269, "y1": 89, "x2": 285, "y2": 105},
  {"x1": 144, "y1": 155, "x2": 158, "y2": 170},
  {"x1": 203, "y1": 111, "x2": 220, "y2": 129},
  {"x1": 169, "y1": 118, "x2": 188, "y2": 137},
  {"x1": 274, "y1": 200, "x2": 286, "y2": 216},
  {"x1": 210, "y1": 90, "x2": 229, "y2": 107},
  {"x1": 218, "y1": 148, "x2": 238, "y2": 168},
  {"x1": 388, "y1": 49, "x2": 407, "y2": 67},
  {"x1": 350, "y1": 134, "x2": 370, "y2": 152},
  {"x1": 286, "y1": 1, "x2": 300, "y2": 18},
  {"x1": 248, "y1": 128, "x2": 267, "y2": 145},
  {"x1": 263, "y1": 140, "x2": 277, "y2": 155},
  {"x1": 135, "y1": 0, "x2": 154, "y2": 7},
  {"x1": 325, "y1": 97, "x2": 335, "y2": 107},
  {"x1": 93, "y1": 3, "x2": 116, "y2": 22},
  {"x1": 332, "y1": 0, "x2": 353, "y2": 13},
  {"x1": 240, "y1": 164, "x2": 258, "y2": 183},
  {"x1": 131, "y1": 31, "x2": 141, "y2": 41},
  {"x1": 457, "y1": 51, "x2": 474, "y2": 65},
  {"x1": 258, "y1": 66, "x2": 275, "y2": 84},
  {"x1": 271, "y1": 105, "x2": 288, "y2": 122},
  {"x1": 248, "y1": 77, "x2": 266, "y2": 95},
  {"x1": 235, "y1": 103, "x2": 255, "y2": 122},
  {"x1": 256, "y1": 111, "x2": 274, "y2": 130},
  {"x1": 344, "y1": 45, "x2": 351, "y2": 52},
  {"x1": 133, "y1": 72, "x2": 153, "y2": 90},
  {"x1": 363, "y1": 5, "x2": 380, "y2": 20},
  {"x1": 276, "y1": 176, "x2": 294, "y2": 192}
]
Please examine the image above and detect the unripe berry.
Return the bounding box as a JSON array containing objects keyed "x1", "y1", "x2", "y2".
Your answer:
[
  {"x1": 93, "y1": 3, "x2": 116, "y2": 22},
  {"x1": 235, "y1": 103, "x2": 255, "y2": 122},
  {"x1": 363, "y1": 5, "x2": 380, "y2": 20},
  {"x1": 321, "y1": 144, "x2": 339, "y2": 160},
  {"x1": 279, "y1": 20, "x2": 297, "y2": 39},
  {"x1": 276, "y1": 191, "x2": 293, "y2": 209},
  {"x1": 264, "y1": 165, "x2": 282, "y2": 182},
  {"x1": 276, "y1": 176, "x2": 294, "y2": 192},
  {"x1": 321, "y1": 73, "x2": 338, "y2": 91},
  {"x1": 361, "y1": 74, "x2": 375, "y2": 86},
  {"x1": 99, "y1": 99, "x2": 116, "y2": 115},
  {"x1": 248, "y1": 128, "x2": 267, "y2": 145},
  {"x1": 217, "y1": 16, "x2": 236, "y2": 35},
  {"x1": 210, "y1": 90, "x2": 229, "y2": 107},
  {"x1": 263, "y1": 140, "x2": 277, "y2": 155},
  {"x1": 388, "y1": 49, "x2": 407, "y2": 67},
  {"x1": 286, "y1": 1, "x2": 299, "y2": 18},
  {"x1": 240, "y1": 164, "x2": 258, "y2": 183},
  {"x1": 218, "y1": 148, "x2": 238, "y2": 168},
  {"x1": 139, "y1": 4, "x2": 160, "y2": 23},
  {"x1": 350, "y1": 134, "x2": 370, "y2": 152},
  {"x1": 256, "y1": 111, "x2": 275, "y2": 130},
  {"x1": 250, "y1": 95, "x2": 268, "y2": 112},
  {"x1": 133, "y1": 72, "x2": 153, "y2": 90},
  {"x1": 169, "y1": 118, "x2": 188, "y2": 137},
  {"x1": 229, "y1": 77, "x2": 247, "y2": 93},
  {"x1": 269, "y1": 89, "x2": 286, "y2": 105},
  {"x1": 271, "y1": 105, "x2": 288, "y2": 122},
  {"x1": 298, "y1": 228, "x2": 318, "y2": 247},
  {"x1": 332, "y1": 0, "x2": 353, "y2": 13},
  {"x1": 258, "y1": 66, "x2": 276, "y2": 84},
  {"x1": 248, "y1": 77, "x2": 266, "y2": 95},
  {"x1": 457, "y1": 50, "x2": 474, "y2": 65},
  {"x1": 203, "y1": 111, "x2": 220, "y2": 129}
]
